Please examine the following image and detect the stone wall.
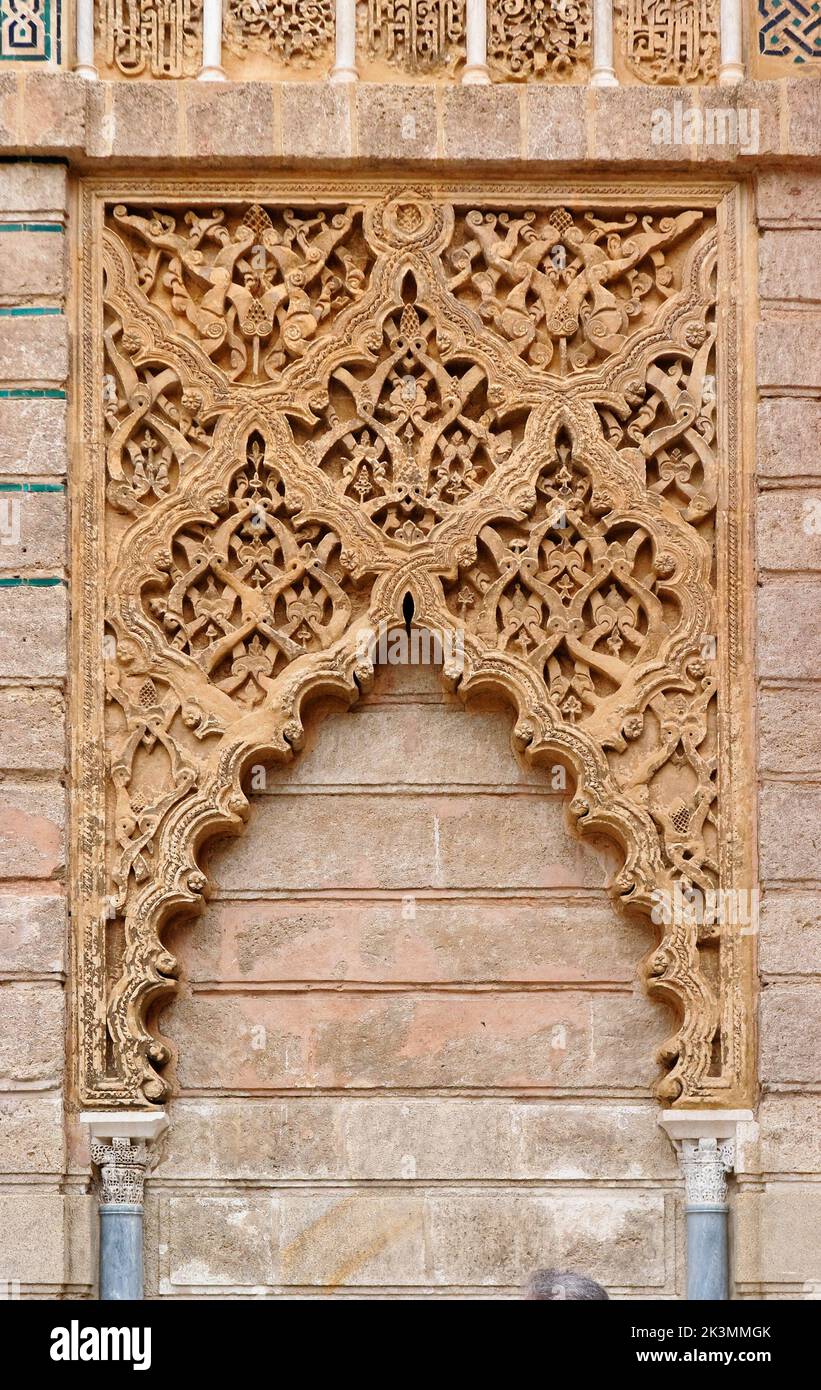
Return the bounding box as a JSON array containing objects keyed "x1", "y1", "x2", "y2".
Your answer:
[{"x1": 0, "y1": 67, "x2": 819, "y2": 1298}]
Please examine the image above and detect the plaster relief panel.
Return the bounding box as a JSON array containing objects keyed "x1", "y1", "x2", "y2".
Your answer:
[{"x1": 75, "y1": 177, "x2": 753, "y2": 1114}]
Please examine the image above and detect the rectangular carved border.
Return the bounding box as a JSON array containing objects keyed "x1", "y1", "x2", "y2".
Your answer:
[{"x1": 72, "y1": 175, "x2": 756, "y2": 1110}]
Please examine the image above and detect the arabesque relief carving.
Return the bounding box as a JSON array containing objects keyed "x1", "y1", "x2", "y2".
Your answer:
[
  {"x1": 223, "y1": 0, "x2": 334, "y2": 65},
  {"x1": 616, "y1": 0, "x2": 720, "y2": 84},
  {"x1": 366, "y1": 0, "x2": 466, "y2": 73},
  {"x1": 98, "y1": 0, "x2": 203, "y2": 78},
  {"x1": 489, "y1": 0, "x2": 591, "y2": 80},
  {"x1": 77, "y1": 179, "x2": 751, "y2": 1110}
]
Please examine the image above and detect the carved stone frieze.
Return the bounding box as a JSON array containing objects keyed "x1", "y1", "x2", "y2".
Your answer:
[
  {"x1": 366, "y1": 0, "x2": 466, "y2": 73},
  {"x1": 616, "y1": 1, "x2": 720, "y2": 85},
  {"x1": 97, "y1": 0, "x2": 203, "y2": 78},
  {"x1": 223, "y1": 0, "x2": 334, "y2": 64},
  {"x1": 489, "y1": 0, "x2": 592, "y2": 80},
  {"x1": 76, "y1": 178, "x2": 752, "y2": 1112}
]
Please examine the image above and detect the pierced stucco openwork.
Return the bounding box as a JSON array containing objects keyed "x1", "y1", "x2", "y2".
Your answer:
[{"x1": 75, "y1": 178, "x2": 754, "y2": 1111}]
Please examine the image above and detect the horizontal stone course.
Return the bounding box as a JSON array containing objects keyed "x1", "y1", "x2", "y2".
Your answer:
[
  {"x1": 0, "y1": 489, "x2": 65, "y2": 571},
  {"x1": 155, "y1": 1097, "x2": 677, "y2": 1182},
  {"x1": 758, "y1": 784, "x2": 821, "y2": 883},
  {"x1": 759, "y1": 982, "x2": 821, "y2": 1084},
  {"x1": 0, "y1": 231, "x2": 65, "y2": 301},
  {"x1": 164, "y1": 986, "x2": 663, "y2": 1092},
  {"x1": 0, "y1": 584, "x2": 67, "y2": 677},
  {"x1": 759, "y1": 231, "x2": 821, "y2": 304},
  {"x1": 757, "y1": 490, "x2": 821, "y2": 573},
  {"x1": 0, "y1": 775, "x2": 64, "y2": 879},
  {"x1": 355, "y1": 84, "x2": 438, "y2": 161},
  {"x1": 757, "y1": 579, "x2": 821, "y2": 680},
  {"x1": 757, "y1": 399, "x2": 821, "y2": 479},
  {"x1": 0, "y1": 1093, "x2": 64, "y2": 1173},
  {"x1": 758, "y1": 892, "x2": 821, "y2": 978},
  {"x1": 736, "y1": 1187, "x2": 821, "y2": 1285},
  {"x1": 161, "y1": 1188, "x2": 668, "y2": 1290},
  {"x1": 0, "y1": 1192, "x2": 68, "y2": 1284},
  {"x1": 758, "y1": 689, "x2": 821, "y2": 775},
  {"x1": 757, "y1": 312, "x2": 821, "y2": 391},
  {"x1": 0, "y1": 163, "x2": 67, "y2": 216},
  {"x1": 0, "y1": 687, "x2": 64, "y2": 771}
]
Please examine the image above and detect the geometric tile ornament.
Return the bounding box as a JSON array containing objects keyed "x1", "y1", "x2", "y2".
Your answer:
[
  {"x1": 75, "y1": 178, "x2": 754, "y2": 1111},
  {"x1": 758, "y1": 0, "x2": 821, "y2": 61},
  {"x1": 0, "y1": 0, "x2": 56, "y2": 61}
]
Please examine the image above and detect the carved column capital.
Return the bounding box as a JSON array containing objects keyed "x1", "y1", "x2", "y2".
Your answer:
[
  {"x1": 659, "y1": 1109, "x2": 754, "y2": 1208},
  {"x1": 91, "y1": 1137, "x2": 149, "y2": 1207}
]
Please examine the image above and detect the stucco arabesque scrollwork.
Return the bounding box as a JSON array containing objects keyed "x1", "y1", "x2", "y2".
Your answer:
[{"x1": 75, "y1": 180, "x2": 753, "y2": 1110}]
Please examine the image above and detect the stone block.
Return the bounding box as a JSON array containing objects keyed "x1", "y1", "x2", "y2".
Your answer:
[
  {"x1": 210, "y1": 789, "x2": 619, "y2": 892},
  {"x1": 424, "y1": 1191, "x2": 667, "y2": 1288},
  {"x1": 758, "y1": 891, "x2": 821, "y2": 978},
  {"x1": 695, "y1": 82, "x2": 779, "y2": 164},
  {"x1": 757, "y1": 399, "x2": 821, "y2": 479},
  {"x1": 281, "y1": 83, "x2": 352, "y2": 160},
  {"x1": 759, "y1": 983, "x2": 821, "y2": 1084},
  {"x1": 442, "y1": 85, "x2": 521, "y2": 162},
  {"x1": 0, "y1": 982, "x2": 63, "y2": 1086},
  {"x1": 0, "y1": 162, "x2": 66, "y2": 216},
  {"x1": 757, "y1": 171, "x2": 821, "y2": 228},
  {"x1": 527, "y1": 85, "x2": 587, "y2": 162},
  {"x1": 0, "y1": 776, "x2": 64, "y2": 878},
  {"x1": 593, "y1": 86, "x2": 694, "y2": 163},
  {"x1": 165, "y1": 1195, "x2": 278, "y2": 1289},
  {"x1": 0, "y1": 315, "x2": 68, "y2": 383},
  {"x1": 355, "y1": 84, "x2": 438, "y2": 161},
  {"x1": 736, "y1": 1188, "x2": 821, "y2": 1285},
  {"x1": 17, "y1": 74, "x2": 85, "y2": 151},
  {"x1": 168, "y1": 895, "x2": 642, "y2": 986},
  {"x1": 757, "y1": 580, "x2": 821, "y2": 680},
  {"x1": 785, "y1": 78, "x2": 821, "y2": 159},
  {"x1": 0, "y1": 584, "x2": 67, "y2": 677},
  {"x1": 0, "y1": 889, "x2": 65, "y2": 973},
  {"x1": 183, "y1": 82, "x2": 276, "y2": 160},
  {"x1": 0, "y1": 488, "x2": 66, "y2": 571},
  {"x1": 0, "y1": 231, "x2": 65, "y2": 300},
  {"x1": 280, "y1": 1191, "x2": 426, "y2": 1287},
  {"x1": 758, "y1": 784, "x2": 821, "y2": 884},
  {"x1": 0, "y1": 1093, "x2": 64, "y2": 1174},
  {"x1": 108, "y1": 82, "x2": 182, "y2": 160},
  {"x1": 0, "y1": 1192, "x2": 67, "y2": 1284},
  {"x1": 757, "y1": 490, "x2": 821, "y2": 572},
  {"x1": 165, "y1": 986, "x2": 662, "y2": 1092},
  {"x1": 758, "y1": 689, "x2": 821, "y2": 775},
  {"x1": 752, "y1": 1096, "x2": 821, "y2": 1177},
  {"x1": 757, "y1": 313, "x2": 821, "y2": 391},
  {"x1": 759, "y1": 232, "x2": 821, "y2": 304}
]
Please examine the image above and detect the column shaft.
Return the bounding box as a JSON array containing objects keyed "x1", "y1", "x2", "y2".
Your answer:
[
  {"x1": 75, "y1": 0, "x2": 98, "y2": 78},
  {"x1": 330, "y1": 0, "x2": 358, "y2": 81},
  {"x1": 591, "y1": 0, "x2": 619, "y2": 87}
]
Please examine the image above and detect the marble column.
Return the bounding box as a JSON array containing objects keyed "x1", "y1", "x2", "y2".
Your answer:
[
  {"x1": 463, "y1": 0, "x2": 491, "y2": 84},
  {"x1": 659, "y1": 1110, "x2": 753, "y2": 1302},
  {"x1": 591, "y1": 0, "x2": 619, "y2": 87},
  {"x1": 74, "y1": 0, "x2": 98, "y2": 79},
  {"x1": 198, "y1": 0, "x2": 227, "y2": 80},
  {"x1": 83, "y1": 1112, "x2": 169, "y2": 1301},
  {"x1": 719, "y1": 0, "x2": 745, "y2": 85},
  {"x1": 330, "y1": 0, "x2": 358, "y2": 81}
]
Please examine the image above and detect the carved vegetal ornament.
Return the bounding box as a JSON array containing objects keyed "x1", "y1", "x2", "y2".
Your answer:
[{"x1": 76, "y1": 178, "x2": 752, "y2": 1111}]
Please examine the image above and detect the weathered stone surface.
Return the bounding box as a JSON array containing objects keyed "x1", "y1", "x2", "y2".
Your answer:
[
  {"x1": 757, "y1": 312, "x2": 821, "y2": 390},
  {"x1": 442, "y1": 85, "x2": 520, "y2": 162},
  {"x1": 280, "y1": 1190, "x2": 425, "y2": 1287},
  {"x1": 0, "y1": 1093, "x2": 64, "y2": 1173},
  {"x1": 0, "y1": 315, "x2": 68, "y2": 383},
  {"x1": 758, "y1": 398, "x2": 821, "y2": 479},
  {"x1": 15, "y1": 74, "x2": 85, "y2": 151},
  {"x1": 757, "y1": 580, "x2": 821, "y2": 680},
  {"x1": 757, "y1": 171, "x2": 821, "y2": 227},
  {"x1": 736, "y1": 1188, "x2": 821, "y2": 1285},
  {"x1": 355, "y1": 84, "x2": 437, "y2": 161},
  {"x1": 165, "y1": 1196, "x2": 278, "y2": 1288},
  {"x1": 158, "y1": 1097, "x2": 675, "y2": 1182},
  {"x1": 745, "y1": 1096, "x2": 821, "y2": 1178},
  {"x1": 209, "y1": 790, "x2": 620, "y2": 892},
  {"x1": 0, "y1": 489, "x2": 66, "y2": 571},
  {"x1": 759, "y1": 891, "x2": 821, "y2": 978},
  {"x1": 759, "y1": 983, "x2": 821, "y2": 1084},
  {"x1": 785, "y1": 78, "x2": 821, "y2": 159},
  {"x1": 0, "y1": 398, "x2": 67, "y2": 475},
  {"x1": 0, "y1": 687, "x2": 64, "y2": 770},
  {"x1": 0, "y1": 1192, "x2": 67, "y2": 1284},
  {"x1": 281, "y1": 83, "x2": 351, "y2": 160},
  {"x1": 107, "y1": 82, "x2": 181, "y2": 160},
  {"x1": 0, "y1": 162, "x2": 66, "y2": 215},
  {"x1": 758, "y1": 785, "x2": 821, "y2": 883},
  {"x1": 757, "y1": 489, "x2": 821, "y2": 572},
  {"x1": 0, "y1": 889, "x2": 65, "y2": 974},
  {"x1": 758, "y1": 689, "x2": 821, "y2": 775},
  {"x1": 0, "y1": 776, "x2": 64, "y2": 878},
  {"x1": 424, "y1": 1191, "x2": 667, "y2": 1288},
  {"x1": 759, "y1": 232, "x2": 821, "y2": 304},
  {"x1": 527, "y1": 85, "x2": 587, "y2": 162},
  {"x1": 166, "y1": 986, "x2": 662, "y2": 1092},
  {"x1": 184, "y1": 82, "x2": 276, "y2": 159},
  {"x1": 593, "y1": 87, "x2": 694, "y2": 163},
  {"x1": 168, "y1": 896, "x2": 644, "y2": 985},
  {"x1": 0, "y1": 232, "x2": 65, "y2": 300},
  {"x1": 0, "y1": 983, "x2": 63, "y2": 1085}
]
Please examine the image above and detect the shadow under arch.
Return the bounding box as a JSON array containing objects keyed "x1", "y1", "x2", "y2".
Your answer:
[{"x1": 106, "y1": 577, "x2": 718, "y2": 1111}]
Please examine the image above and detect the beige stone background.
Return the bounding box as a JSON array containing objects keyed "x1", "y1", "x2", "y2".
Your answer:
[{"x1": 0, "y1": 72, "x2": 820, "y2": 1297}]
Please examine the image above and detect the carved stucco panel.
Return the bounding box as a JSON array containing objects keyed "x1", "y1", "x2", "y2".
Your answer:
[{"x1": 75, "y1": 178, "x2": 754, "y2": 1111}]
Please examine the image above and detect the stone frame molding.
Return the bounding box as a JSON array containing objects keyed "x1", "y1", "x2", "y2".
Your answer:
[{"x1": 73, "y1": 175, "x2": 755, "y2": 1113}]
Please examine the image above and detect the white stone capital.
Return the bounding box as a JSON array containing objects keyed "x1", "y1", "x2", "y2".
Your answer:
[
  {"x1": 81, "y1": 1110, "x2": 170, "y2": 1144},
  {"x1": 659, "y1": 1110, "x2": 754, "y2": 1208},
  {"x1": 82, "y1": 1112, "x2": 168, "y2": 1207}
]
